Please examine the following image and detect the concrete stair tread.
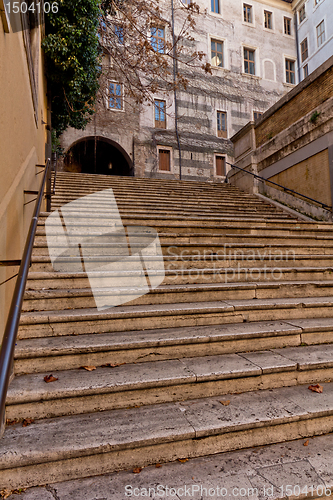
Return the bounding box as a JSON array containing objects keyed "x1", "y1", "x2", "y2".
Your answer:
[
  {"x1": 19, "y1": 296, "x2": 333, "y2": 325},
  {"x1": 14, "y1": 320, "x2": 303, "y2": 358},
  {"x1": 2, "y1": 383, "x2": 333, "y2": 472},
  {"x1": 6, "y1": 352, "x2": 270, "y2": 404},
  {"x1": 10, "y1": 346, "x2": 333, "y2": 405},
  {"x1": 11, "y1": 432, "x2": 333, "y2": 500}
]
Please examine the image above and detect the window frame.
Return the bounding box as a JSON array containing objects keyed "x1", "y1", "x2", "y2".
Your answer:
[
  {"x1": 211, "y1": 0, "x2": 220, "y2": 14},
  {"x1": 316, "y1": 20, "x2": 325, "y2": 47},
  {"x1": 243, "y1": 3, "x2": 253, "y2": 23},
  {"x1": 264, "y1": 10, "x2": 273, "y2": 30},
  {"x1": 299, "y1": 4, "x2": 306, "y2": 24},
  {"x1": 154, "y1": 99, "x2": 167, "y2": 129},
  {"x1": 107, "y1": 81, "x2": 124, "y2": 111},
  {"x1": 157, "y1": 146, "x2": 173, "y2": 173},
  {"x1": 253, "y1": 111, "x2": 263, "y2": 121},
  {"x1": 214, "y1": 154, "x2": 226, "y2": 177},
  {"x1": 300, "y1": 38, "x2": 308, "y2": 62},
  {"x1": 216, "y1": 111, "x2": 227, "y2": 138},
  {"x1": 151, "y1": 26, "x2": 165, "y2": 54},
  {"x1": 243, "y1": 47, "x2": 256, "y2": 75},
  {"x1": 211, "y1": 38, "x2": 224, "y2": 68},
  {"x1": 284, "y1": 17, "x2": 292, "y2": 36},
  {"x1": 285, "y1": 58, "x2": 296, "y2": 85}
]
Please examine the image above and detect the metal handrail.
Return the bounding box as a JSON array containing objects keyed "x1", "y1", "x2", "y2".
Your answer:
[
  {"x1": 0, "y1": 158, "x2": 51, "y2": 437},
  {"x1": 226, "y1": 161, "x2": 332, "y2": 212}
]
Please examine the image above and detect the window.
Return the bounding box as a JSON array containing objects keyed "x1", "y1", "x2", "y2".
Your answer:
[
  {"x1": 264, "y1": 11, "x2": 273, "y2": 30},
  {"x1": 253, "y1": 111, "x2": 263, "y2": 121},
  {"x1": 285, "y1": 59, "x2": 295, "y2": 84},
  {"x1": 215, "y1": 156, "x2": 226, "y2": 177},
  {"x1": 182, "y1": 0, "x2": 192, "y2": 4},
  {"x1": 115, "y1": 25, "x2": 124, "y2": 44},
  {"x1": 316, "y1": 20, "x2": 325, "y2": 47},
  {"x1": 211, "y1": 0, "x2": 220, "y2": 14},
  {"x1": 217, "y1": 111, "x2": 227, "y2": 138},
  {"x1": 300, "y1": 38, "x2": 308, "y2": 62},
  {"x1": 151, "y1": 27, "x2": 165, "y2": 53},
  {"x1": 303, "y1": 64, "x2": 309, "y2": 78},
  {"x1": 211, "y1": 39, "x2": 224, "y2": 67},
  {"x1": 154, "y1": 99, "x2": 166, "y2": 128},
  {"x1": 244, "y1": 48, "x2": 255, "y2": 75},
  {"x1": 159, "y1": 149, "x2": 171, "y2": 171},
  {"x1": 243, "y1": 4, "x2": 252, "y2": 23},
  {"x1": 108, "y1": 82, "x2": 123, "y2": 110},
  {"x1": 299, "y1": 4, "x2": 306, "y2": 23},
  {"x1": 284, "y1": 17, "x2": 291, "y2": 36}
]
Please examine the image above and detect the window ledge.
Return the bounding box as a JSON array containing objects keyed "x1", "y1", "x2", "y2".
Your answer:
[
  {"x1": 283, "y1": 82, "x2": 296, "y2": 88},
  {"x1": 209, "y1": 12, "x2": 223, "y2": 18},
  {"x1": 211, "y1": 66, "x2": 230, "y2": 73},
  {"x1": 241, "y1": 73, "x2": 261, "y2": 80},
  {"x1": 263, "y1": 27, "x2": 275, "y2": 34},
  {"x1": 242, "y1": 22, "x2": 256, "y2": 28}
]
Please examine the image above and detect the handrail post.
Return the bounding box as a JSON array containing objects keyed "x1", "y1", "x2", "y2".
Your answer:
[{"x1": 0, "y1": 159, "x2": 51, "y2": 438}]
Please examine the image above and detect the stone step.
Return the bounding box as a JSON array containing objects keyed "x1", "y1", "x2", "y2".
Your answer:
[
  {"x1": 50, "y1": 207, "x2": 292, "y2": 222},
  {"x1": 12, "y1": 319, "x2": 305, "y2": 373},
  {"x1": 30, "y1": 239, "x2": 333, "y2": 257},
  {"x1": 14, "y1": 317, "x2": 333, "y2": 375},
  {"x1": 7, "y1": 345, "x2": 333, "y2": 422},
  {"x1": 40, "y1": 210, "x2": 300, "y2": 224},
  {"x1": 1, "y1": 382, "x2": 333, "y2": 489},
  {"x1": 50, "y1": 191, "x2": 275, "y2": 205},
  {"x1": 10, "y1": 432, "x2": 333, "y2": 500},
  {"x1": 17, "y1": 296, "x2": 333, "y2": 339},
  {"x1": 22, "y1": 281, "x2": 333, "y2": 312},
  {"x1": 25, "y1": 267, "x2": 333, "y2": 289},
  {"x1": 28, "y1": 253, "x2": 333, "y2": 274},
  {"x1": 36, "y1": 219, "x2": 333, "y2": 236}
]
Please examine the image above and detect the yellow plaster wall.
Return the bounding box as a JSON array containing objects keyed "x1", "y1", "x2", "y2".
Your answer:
[
  {"x1": 0, "y1": 17, "x2": 48, "y2": 341},
  {"x1": 268, "y1": 149, "x2": 331, "y2": 208}
]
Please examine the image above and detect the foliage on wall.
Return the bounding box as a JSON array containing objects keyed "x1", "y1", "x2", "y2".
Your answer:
[{"x1": 42, "y1": 0, "x2": 101, "y2": 136}]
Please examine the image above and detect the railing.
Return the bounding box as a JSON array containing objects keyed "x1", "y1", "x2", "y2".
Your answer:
[
  {"x1": 0, "y1": 158, "x2": 52, "y2": 437},
  {"x1": 226, "y1": 161, "x2": 332, "y2": 212}
]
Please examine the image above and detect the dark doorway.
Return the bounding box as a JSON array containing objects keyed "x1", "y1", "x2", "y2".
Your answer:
[{"x1": 64, "y1": 137, "x2": 133, "y2": 176}]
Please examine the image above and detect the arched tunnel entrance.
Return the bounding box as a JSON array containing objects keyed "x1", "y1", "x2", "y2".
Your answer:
[{"x1": 63, "y1": 137, "x2": 133, "y2": 176}]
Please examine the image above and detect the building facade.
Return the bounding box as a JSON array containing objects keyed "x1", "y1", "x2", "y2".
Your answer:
[
  {"x1": 293, "y1": 0, "x2": 332, "y2": 82},
  {"x1": 0, "y1": 4, "x2": 49, "y2": 339},
  {"x1": 60, "y1": 0, "x2": 298, "y2": 182}
]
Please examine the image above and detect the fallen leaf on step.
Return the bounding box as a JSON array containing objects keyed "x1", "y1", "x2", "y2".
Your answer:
[
  {"x1": 325, "y1": 379, "x2": 331, "y2": 383},
  {"x1": 101, "y1": 363, "x2": 126, "y2": 368},
  {"x1": 44, "y1": 374, "x2": 58, "y2": 383},
  {"x1": 178, "y1": 458, "x2": 188, "y2": 463},
  {"x1": 308, "y1": 384, "x2": 323, "y2": 393},
  {"x1": 155, "y1": 463, "x2": 162, "y2": 468},
  {"x1": 303, "y1": 440, "x2": 309, "y2": 446},
  {"x1": 81, "y1": 366, "x2": 96, "y2": 371},
  {"x1": 22, "y1": 418, "x2": 34, "y2": 427},
  {"x1": 6, "y1": 419, "x2": 19, "y2": 426},
  {"x1": 0, "y1": 489, "x2": 12, "y2": 499},
  {"x1": 220, "y1": 400, "x2": 230, "y2": 406},
  {"x1": 133, "y1": 467, "x2": 142, "y2": 473}
]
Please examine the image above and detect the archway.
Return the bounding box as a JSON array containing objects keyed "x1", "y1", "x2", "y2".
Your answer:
[{"x1": 63, "y1": 136, "x2": 133, "y2": 176}]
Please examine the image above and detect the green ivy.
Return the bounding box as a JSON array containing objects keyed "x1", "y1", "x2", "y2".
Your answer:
[{"x1": 42, "y1": 0, "x2": 102, "y2": 136}]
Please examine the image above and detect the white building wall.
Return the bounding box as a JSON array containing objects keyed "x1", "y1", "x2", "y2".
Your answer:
[
  {"x1": 293, "y1": 0, "x2": 333, "y2": 80},
  {"x1": 138, "y1": 0, "x2": 297, "y2": 180}
]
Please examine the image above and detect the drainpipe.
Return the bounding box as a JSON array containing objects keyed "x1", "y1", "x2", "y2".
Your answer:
[
  {"x1": 171, "y1": 0, "x2": 182, "y2": 180},
  {"x1": 294, "y1": 10, "x2": 301, "y2": 83}
]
